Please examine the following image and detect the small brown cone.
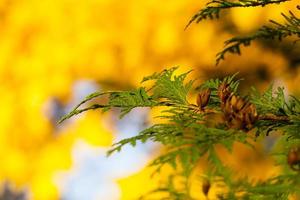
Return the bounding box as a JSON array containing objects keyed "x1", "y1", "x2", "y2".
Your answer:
[
  {"x1": 197, "y1": 89, "x2": 211, "y2": 110},
  {"x1": 202, "y1": 179, "x2": 211, "y2": 197},
  {"x1": 218, "y1": 83, "x2": 231, "y2": 103}
]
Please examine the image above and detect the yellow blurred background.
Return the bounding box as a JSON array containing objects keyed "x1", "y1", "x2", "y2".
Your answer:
[{"x1": 0, "y1": 0, "x2": 299, "y2": 199}]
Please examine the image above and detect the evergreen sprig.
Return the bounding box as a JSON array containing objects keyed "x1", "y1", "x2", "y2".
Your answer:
[
  {"x1": 58, "y1": 87, "x2": 159, "y2": 123},
  {"x1": 141, "y1": 67, "x2": 194, "y2": 104},
  {"x1": 216, "y1": 11, "x2": 300, "y2": 64},
  {"x1": 186, "y1": 0, "x2": 299, "y2": 65},
  {"x1": 61, "y1": 68, "x2": 300, "y2": 199},
  {"x1": 185, "y1": 0, "x2": 290, "y2": 29}
]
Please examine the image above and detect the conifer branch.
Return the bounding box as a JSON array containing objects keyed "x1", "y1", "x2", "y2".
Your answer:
[
  {"x1": 216, "y1": 11, "x2": 300, "y2": 65},
  {"x1": 60, "y1": 68, "x2": 300, "y2": 199},
  {"x1": 185, "y1": 0, "x2": 290, "y2": 29}
]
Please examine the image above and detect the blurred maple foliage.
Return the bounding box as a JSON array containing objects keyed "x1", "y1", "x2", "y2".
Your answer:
[{"x1": 0, "y1": 0, "x2": 299, "y2": 199}]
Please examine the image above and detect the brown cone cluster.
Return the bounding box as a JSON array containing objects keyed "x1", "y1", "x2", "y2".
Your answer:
[
  {"x1": 287, "y1": 147, "x2": 300, "y2": 171},
  {"x1": 218, "y1": 82, "x2": 258, "y2": 131}
]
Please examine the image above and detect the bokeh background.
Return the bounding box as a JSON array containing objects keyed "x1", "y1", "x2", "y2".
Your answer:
[{"x1": 0, "y1": 0, "x2": 299, "y2": 199}]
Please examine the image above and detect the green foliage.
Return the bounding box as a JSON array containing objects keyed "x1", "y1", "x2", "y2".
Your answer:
[
  {"x1": 216, "y1": 11, "x2": 300, "y2": 64},
  {"x1": 249, "y1": 85, "x2": 300, "y2": 139},
  {"x1": 186, "y1": 0, "x2": 289, "y2": 28},
  {"x1": 61, "y1": 67, "x2": 300, "y2": 199},
  {"x1": 250, "y1": 85, "x2": 286, "y2": 115},
  {"x1": 186, "y1": 0, "x2": 300, "y2": 65},
  {"x1": 220, "y1": 174, "x2": 300, "y2": 200},
  {"x1": 60, "y1": 1, "x2": 300, "y2": 199},
  {"x1": 142, "y1": 67, "x2": 194, "y2": 104},
  {"x1": 59, "y1": 88, "x2": 159, "y2": 123}
]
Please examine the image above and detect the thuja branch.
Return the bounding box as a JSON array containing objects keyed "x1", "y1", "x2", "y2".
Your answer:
[
  {"x1": 186, "y1": 0, "x2": 300, "y2": 65},
  {"x1": 60, "y1": 68, "x2": 300, "y2": 199},
  {"x1": 216, "y1": 11, "x2": 300, "y2": 65},
  {"x1": 60, "y1": 68, "x2": 300, "y2": 147},
  {"x1": 185, "y1": 0, "x2": 290, "y2": 29}
]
